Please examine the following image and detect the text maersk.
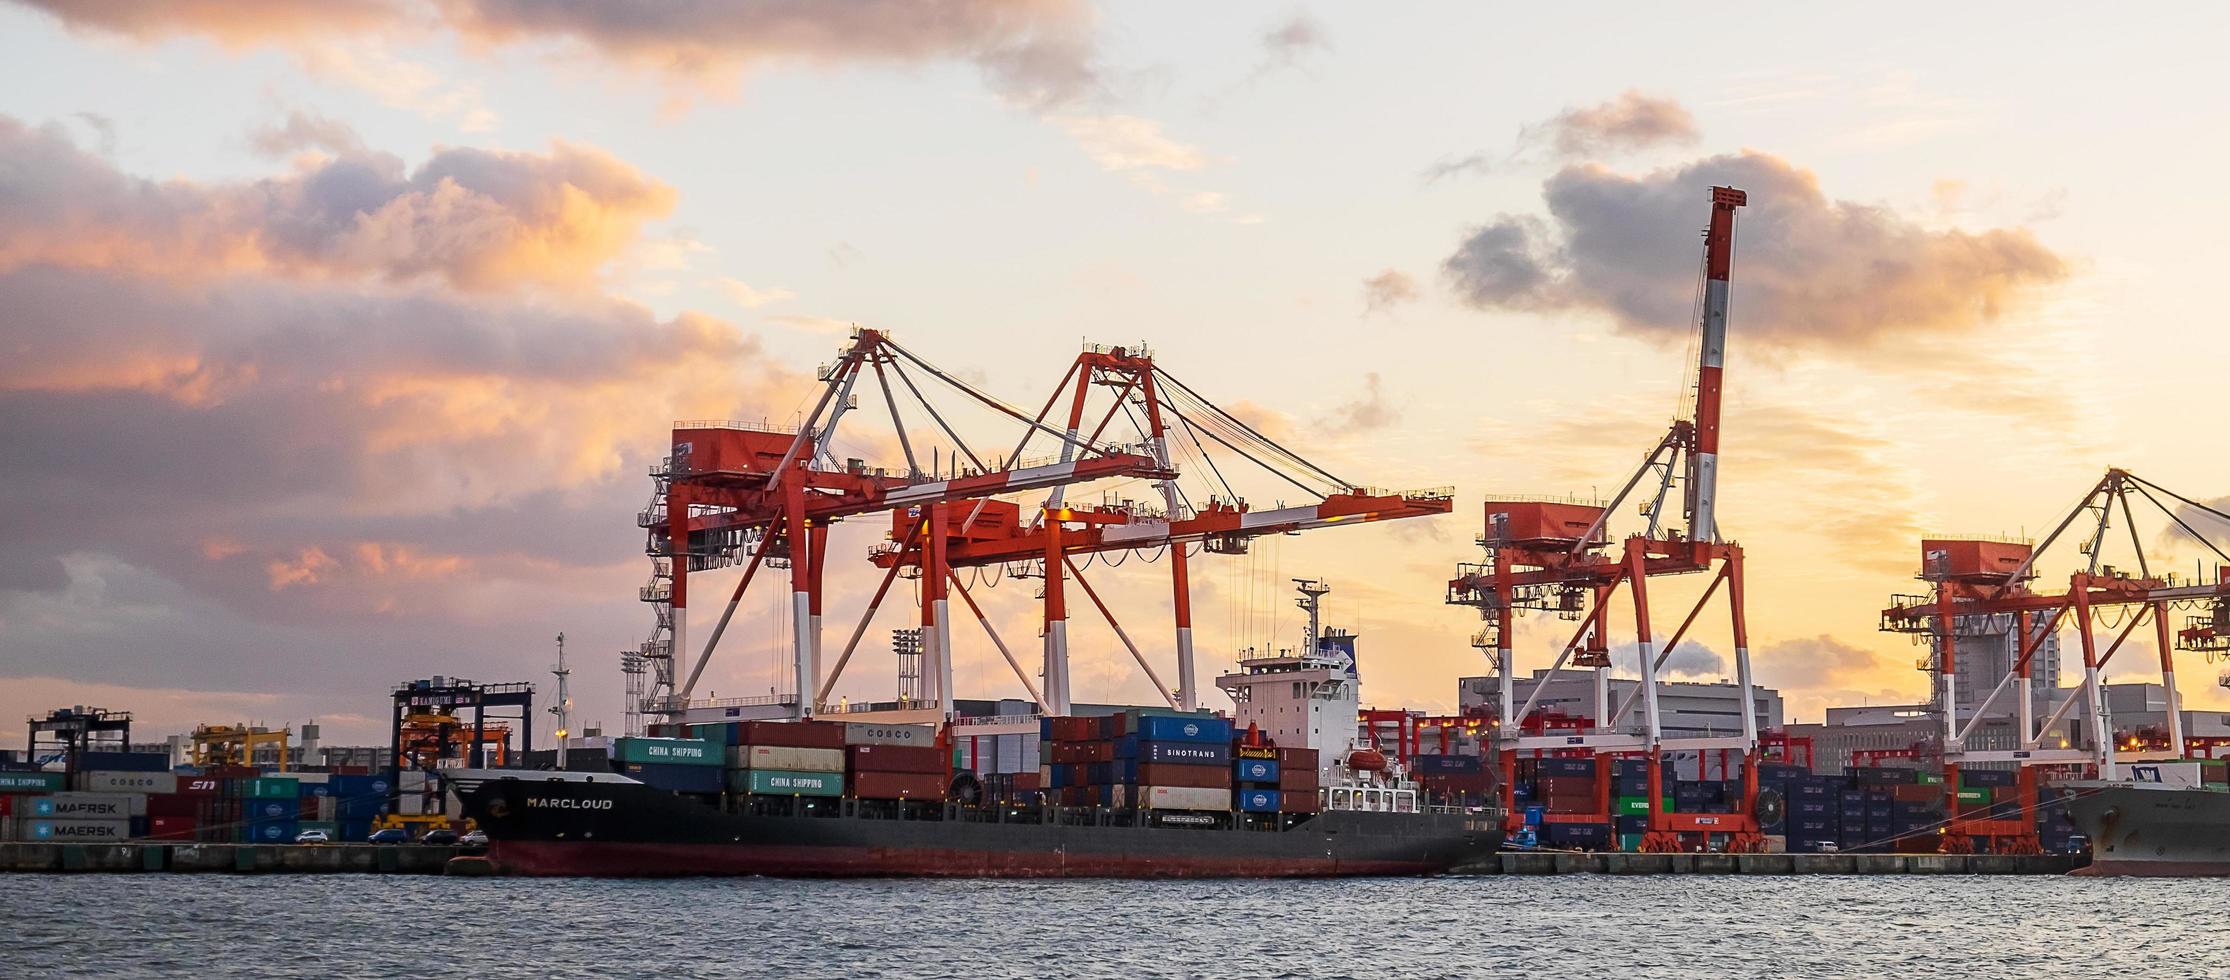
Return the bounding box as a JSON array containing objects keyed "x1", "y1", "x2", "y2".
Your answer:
[{"x1": 527, "y1": 798, "x2": 616, "y2": 810}]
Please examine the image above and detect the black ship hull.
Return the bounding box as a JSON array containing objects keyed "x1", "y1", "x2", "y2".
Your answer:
[{"x1": 462, "y1": 776, "x2": 1501, "y2": 878}]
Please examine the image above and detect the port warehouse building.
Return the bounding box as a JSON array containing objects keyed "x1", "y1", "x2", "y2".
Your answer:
[
  {"x1": 1458, "y1": 672, "x2": 1785, "y2": 779},
  {"x1": 1790, "y1": 683, "x2": 2230, "y2": 775}
]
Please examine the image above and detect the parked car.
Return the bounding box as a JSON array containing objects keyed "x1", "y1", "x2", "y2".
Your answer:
[
  {"x1": 293, "y1": 830, "x2": 331, "y2": 844},
  {"x1": 458, "y1": 830, "x2": 489, "y2": 848},
  {"x1": 420, "y1": 828, "x2": 461, "y2": 846},
  {"x1": 367, "y1": 828, "x2": 410, "y2": 844}
]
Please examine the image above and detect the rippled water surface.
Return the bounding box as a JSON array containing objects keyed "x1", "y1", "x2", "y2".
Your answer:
[{"x1": 7, "y1": 873, "x2": 2225, "y2": 978}]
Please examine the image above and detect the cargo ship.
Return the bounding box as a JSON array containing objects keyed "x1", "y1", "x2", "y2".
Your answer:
[
  {"x1": 453, "y1": 709, "x2": 1502, "y2": 878},
  {"x1": 2065, "y1": 769, "x2": 2230, "y2": 876}
]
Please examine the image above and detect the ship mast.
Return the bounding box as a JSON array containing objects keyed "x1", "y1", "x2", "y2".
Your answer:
[{"x1": 1293, "y1": 579, "x2": 1330, "y2": 657}]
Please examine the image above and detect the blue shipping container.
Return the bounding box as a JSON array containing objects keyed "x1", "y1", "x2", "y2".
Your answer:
[
  {"x1": 1237, "y1": 789, "x2": 1280, "y2": 812},
  {"x1": 1234, "y1": 759, "x2": 1279, "y2": 784},
  {"x1": 1523, "y1": 805, "x2": 1545, "y2": 826},
  {"x1": 620, "y1": 762, "x2": 723, "y2": 794},
  {"x1": 78, "y1": 751, "x2": 170, "y2": 772},
  {"x1": 1536, "y1": 758, "x2": 1595, "y2": 777},
  {"x1": 1137, "y1": 741, "x2": 1228, "y2": 765},
  {"x1": 1411, "y1": 754, "x2": 1481, "y2": 775},
  {"x1": 248, "y1": 820, "x2": 298, "y2": 843},
  {"x1": 1131, "y1": 716, "x2": 1231, "y2": 744}
]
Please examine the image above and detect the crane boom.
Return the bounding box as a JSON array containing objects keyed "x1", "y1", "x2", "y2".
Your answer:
[{"x1": 1685, "y1": 185, "x2": 1746, "y2": 544}]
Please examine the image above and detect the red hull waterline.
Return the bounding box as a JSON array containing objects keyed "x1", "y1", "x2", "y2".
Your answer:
[
  {"x1": 490, "y1": 841, "x2": 1437, "y2": 879},
  {"x1": 2071, "y1": 859, "x2": 2230, "y2": 878}
]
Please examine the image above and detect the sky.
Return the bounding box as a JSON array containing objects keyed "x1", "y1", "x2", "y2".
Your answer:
[{"x1": 4, "y1": 2, "x2": 2230, "y2": 749}]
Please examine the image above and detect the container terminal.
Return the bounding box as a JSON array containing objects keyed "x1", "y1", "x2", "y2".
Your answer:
[{"x1": 9, "y1": 186, "x2": 2230, "y2": 876}]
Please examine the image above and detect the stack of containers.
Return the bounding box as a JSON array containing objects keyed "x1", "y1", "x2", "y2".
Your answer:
[
  {"x1": 1611, "y1": 758, "x2": 1661, "y2": 848},
  {"x1": 1232, "y1": 748, "x2": 1280, "y2": 814},
  {"x1": 22, "y1": 792, "x2": 134, "y2": 842},
  {"x1": 235, "y1": 776, "x2": 300, "y2": 843},
  {"x1": 1119, "y1": 710, "x2": 1231, "y2": 812},
  {"x1": 1276, "y1": 748, "x2": 1320, "y2": 812},
  {"x1": 1411, "y1": 754, "x2": 1491, "y2": 807},
  {"x1": 294, "y1": 772, "x2": 340, "y2": 839},
  {"x1": 1889, "y1": 782, "x2": 1945, "y2": 852},
  {"x1": 725, "y1": 721, "x2": 844, "y2": 801},
  {"x1": 329, "y1": 771, "x2": 393, "y2": 842},
  {"x1": 613, "y1": 736, "x2": 724, "y2": 794},
  {"x1": 846, "y1": 724, "x2": 948, "y2": 802},
  {"x1": 2036, "y1": 785, "x2": 2081, "y2": 850},
  {"x1": 1784, "y1": 774, "x2": 1838, "y2": 852},
  {"x1": 1535, "y1": 757, "x2": 1608, "y2": 850}
]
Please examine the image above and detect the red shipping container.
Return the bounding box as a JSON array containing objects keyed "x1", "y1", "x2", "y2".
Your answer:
[
  {"x1": 741, "y1": 720, "x2": 847, "y2": 749},
  {"x1": 146, "y1": 793, "x2": 200, "y2": 818},
  {"x1": 852, "y1": 771, "x2": 947, "y2": 800},
  {"x1": 1281, "y1": 793, "x2": 1321, "y2": 814},
  {"x1": 0, "y1": 794, "x2": 11, "y2": 817},
  {"x1": 848, "y1": 744, "x2": 948, "y2": 774},
  {"x1": 1276, "y1": 747, "x2": 1318, "y2": 769},
  {"x1": 1010, "y1": 772, "x2": 1042, "y2": 791},
  {"x1": 1537, "y1": 775, "x2": 1595, "y2": 797},
  {"x1": 1051, "y1": 741, "x2": 1114, "y2": 763},
  {"x1": 204, "y1": 766, "x2": 259, "y2": 779},
  {"x1": 1279, "y1": 769, "x2": 1321, "y2": 794},
  {"x1": 1891, "y1": 785, "x2": 1939, "y2": 803},
  {"x1": 175, "y1": 777, "x2": 226, "y2": 796},
  {"x1": 1136, "y1": 763, "x2": 1231, "y2": 789},
  {"x1": 147, "y1": 817, "x2": 198, "y2": 841}
]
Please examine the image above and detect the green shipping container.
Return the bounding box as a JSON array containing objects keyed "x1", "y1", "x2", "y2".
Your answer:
[
  {"x1": 1614, "y1": 796, "x2": 1672, "y2": 816},
  {"x1": 1955, "y1": 788, "x2": 1990, "y2": 804},
  {"x1": 247, "y1": 778, "x2": 299, "y2": 798},
  {"x1": 1618, "y1": 833, "x2": 1644, "y2": 852},
  {"x1": 1917, "y1": 773, "x2": 1943, "y2": 785},
  {"x1": 0, "y1": 772, "x2": 65, "y2": 793},
  {"x1": 734, "y1": 769, "x2": 843, "y2": 797},
  {"x1": 615, "y1": 737, "x2": 722, "y2": 767}
]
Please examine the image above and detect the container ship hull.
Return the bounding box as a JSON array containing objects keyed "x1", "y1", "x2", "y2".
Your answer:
[
  {"x1": 463, "y1": 777, "x2": 1500, "y2": 878},
  {"x1": 2066, "y1": 782, "x2": 2230, "y2": 876}
]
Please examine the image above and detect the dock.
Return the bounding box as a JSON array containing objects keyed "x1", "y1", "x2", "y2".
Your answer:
[{"x1": 0, "y1": 842, "x2": 462, "y2": 874}]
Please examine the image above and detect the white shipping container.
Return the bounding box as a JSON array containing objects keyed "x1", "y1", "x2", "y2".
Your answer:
[
  {"x1": 743, "y1": 745, "x2": 845, "y2": 773},
  {"x1": 401, "y1": 770, "x2": 429, "y2": 789},
  {"x1": 31, "y1": 793, "x2": 134, "y2": 820},
  {"x1": 1138, "y1": 785, "x2": 1230, "y2": 812},
  {"x1": 842, "y1": 723, "x2": 936, "y2": 747},
  {"x1": 27, "y1": 819, "x2": 132, "y2": 842},
  {"x1": 2119, "y1": 761, "x2": 2215, "y2": 788},
  {"x1": 399, "y1": 795, "x2": 428, "y2": 816},
  {"x1": 287, "y1": 772, "x2": 331, "y2": 784},
  {"x1": 82, "y1": 771, "x2": 177, "y2": 795},
  {"x1": 316, "y1": 797, "x2": 337, "y2": 821}
]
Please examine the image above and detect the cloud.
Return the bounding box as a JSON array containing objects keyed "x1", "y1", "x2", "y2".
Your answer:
[
  {"x1": 1444, "y1": 151, "x2": 2070, "y2": 347},
  {"x1": 1324, "y1": 372, "x2": 1397, "y2": 434},
  {"x1": 1526, "y1": 89, "x2": 1698, "y2": 159},
  {"x1": 0, "y1": 115, "x2": 675, "y2": 291},
  {"x1": 1055, "y1": 114, "x2": 1206, "y2": 172},
  {"x1": 16, "y1": 0, "x2": 1103, "y2": 110},
  {"x1": 1257, "y1": 11, "x2": 1329, "y2": 72},
  {"x1": 245, "y1": 110, "x2": 366, "y2": 158},
  {"x1": 1360, "y1": 268, "x2": 1419, "y2": 313},
  {"x1": 295, "y1": 40, "x2": 498, "y2": 132},
  {"x1": 714, "y1": 277, "x2": 795, "y2": 309},
  {"x1": 1422, "y1": 90, "x2": 1696, "y2": 183},
  {"x1": 1180, "y1": 191, "x2": 1228, "y2": 214},
  {"x1": 1610, "y1": 638, "x2": 1728, "y2": 679}
]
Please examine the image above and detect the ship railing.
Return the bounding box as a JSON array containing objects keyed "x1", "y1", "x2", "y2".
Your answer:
[{"x1": 954, "y1": 712, "x2": 1040, "y2": 728}]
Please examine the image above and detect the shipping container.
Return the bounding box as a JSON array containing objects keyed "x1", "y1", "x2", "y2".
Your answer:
[
  {"x1": 246, "y1": 798, "x2": 299, "y2": 822},
  {"x1": 146, "y1": 816, "x2": 198, "y2": 841},
  {"x1": 842, "y1": 723, "x2": 937, "y2": 747},
  {"x1": 242, "y1": 778, "x2": 299, "y2": 799},
  {"x1": 1234, "y1": 745, "x2": 1278, "y2": 761},
  {"x1": 1130, "y1": 715, "x2": 1231, "y2": 744},
  {"x1": 1411, "y1": 754, "x2": 1481, "y2": 775},
  {"x1": 1535, "y1": 757, "x2": 1597, "y2": 778},
  {"x1": 1960, "y1": 768, "x2": 2017, "y2": 788},
  {"x1": 1281, "y1": 791, "x2": 1320, "y2": 814},
  {"x1": 1278, "y1": 768, "x2": 1321, "y2": 793},
  {"x1": 31, "y1": 793, "x2": 132, "y2": 820},
  {"x1": 1276, "y1": 747, "x2": 1318, "y2": 770},
  {"x1": 0, "y1": 772, "x2": 64, "y2": 794},
  {"x1": 174, "y1": 776, "x2": 225, "y2": 796},
  {"x1": 1236, "y1": 788, "x2": 1281, "y2": 813},
  {"x1": 27, "y1": 819, "x2": 131, "y2": 842},
  {"x1": 733, "y1": 769, "x2": 843, "y2": 797},
  {"x1": 1137, "y1": 785, "x2": 1230, "y2": 812},
  {"x1": 614, "y1": 737, "x2": 722, "y2": 767},
  {"x1": 740, "y1": 720, "x2": 848, "y2": 750},
  {"x1": 1135, "y1": 763, "x2": 1231, "y2": 789},
  {"x1": 76, "y1": 751, "x2": 170, "y2": 773},
  {"x1": 1132, "y1": 741, "x2": 1228, "y2": 766},
  {"x1": 618, "y1": 763, "x2": 724, "y2": 794},
  {"x1": 1051, "y1": 741, "x2": 1116, "y2": 763},
  {"x1": 79, "y1": 771, "x2": 176, "y2": 795},
  {"x1": 735, "y1": 745, "x2": 844, "y2": 773},
  {"x1": 851, "y1": 771, "x2": 947, "y2": 801},
  {"x1": 1234, "y1": 758, "x2": 1280, "y2": 784},
  {"x1": 847, "y1": 744, "x2": 947, "y2": 775},
  {"x1": 244, "y1": 819, "x2": 298, "y2": 844}
]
